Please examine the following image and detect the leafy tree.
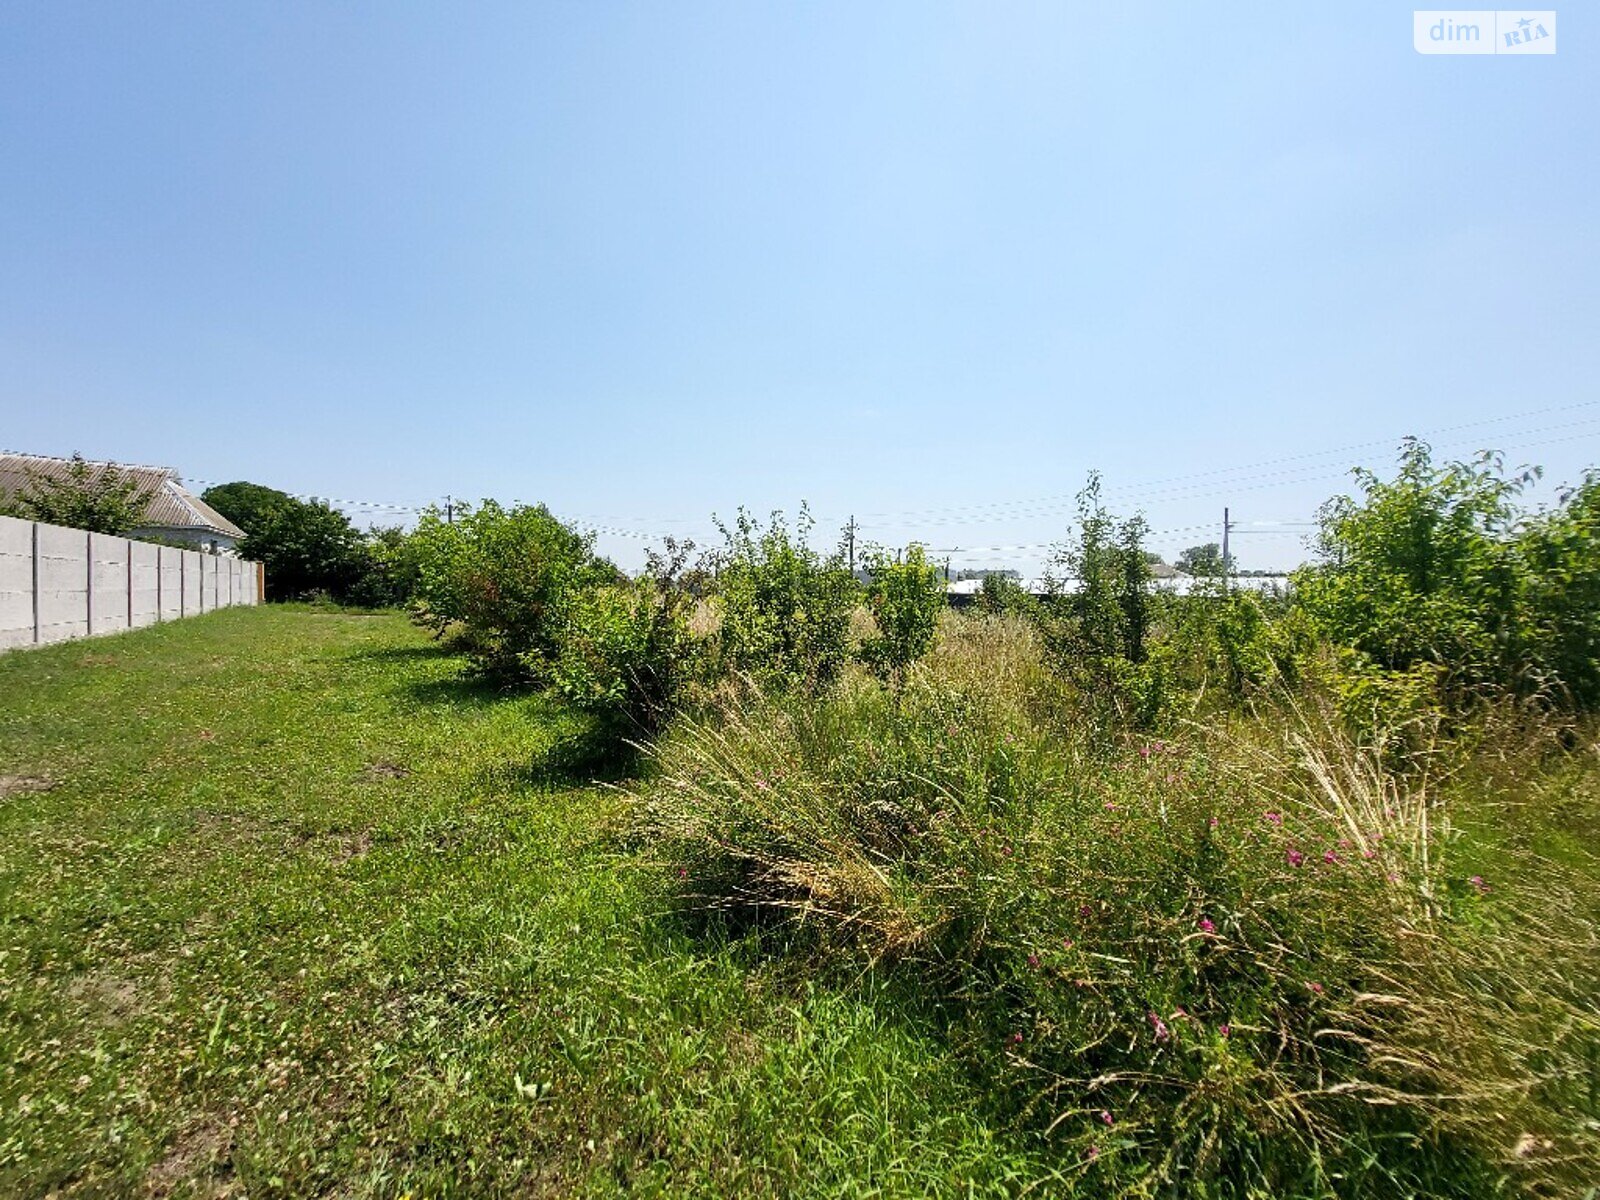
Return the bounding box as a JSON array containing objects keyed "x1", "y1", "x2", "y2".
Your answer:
[
  {"x1": 1293, "y1": 440, "x2": 1532, "y2": 692},
  {"x1": 711, "y1": 507, "x2": 858, "y2": 691},
  {"x1": 231, "y1": 497, "x2": 368, "y2": 602},
  {"x1": 4, "y1": 454, "x2": 154, "y2": 534},
  {"x1": 407, "y1": 500, "x2": 614, "y2": 679},
  {"x1": 1177, "y1": 542, "x2": 1225, "y2": 576},
  {"x1": 200, "y1": 481, "x2": 295, "y2": 536},
  {"x1": 1050, "y1": 473, "x2": 1152, "y2": 668},
  {"x1": 860, "y1": 544, "x2": 945, "y2": 677},
  {"x1": 1517, "y1": 471, "x2": 1600, "y2": 707}
]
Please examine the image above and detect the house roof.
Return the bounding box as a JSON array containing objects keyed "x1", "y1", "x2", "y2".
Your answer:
[{"x1": 0, "y1": 451, "x2": 246, "y2": 539}]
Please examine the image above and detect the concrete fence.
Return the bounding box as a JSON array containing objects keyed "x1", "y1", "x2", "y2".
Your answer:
[{"x1": 0, "y1": 514, "x2": 262, "y2": 651}]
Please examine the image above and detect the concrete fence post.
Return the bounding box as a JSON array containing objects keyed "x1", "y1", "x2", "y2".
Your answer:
[
  {"x1": 84, "y1": 530, "x2": 93, "y2": 639},
  {"x1": 31, "y1": 522, "x2": 40, "y2": 646}
]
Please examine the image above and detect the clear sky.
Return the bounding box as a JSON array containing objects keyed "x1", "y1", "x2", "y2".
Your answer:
[{"x1": 3, "y1": 3, "x2": 1595, "y2": 573}]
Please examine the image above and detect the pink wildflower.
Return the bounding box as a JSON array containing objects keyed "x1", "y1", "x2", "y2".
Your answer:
[
  {"x1": 1099, "y1": 1109, "x2": 1114, "y2": 1126},
  {"x1": 1322, "y1": 849, "x2": 1340, "y2": 865},
  {"x1": 1218, "y1": 1023, "x2": 1231, "y2": 1038},
  {"x1": 1198, "y1": 917, "x2": 1216, "y2": 935},
  {"x1": 1079, "y1": 904, "x2": 1093, "y2": 920},
  {"x1": 1264, "y1": 811, "x2": 1283, "y2": 826},
  {"x1": 1062, "y1": 937, "x2": 1074, "y2": 950},
  {"x1": 1208, "y1": 816, "x2": 1219, "y2": 828},
  {"x1": 1087, "y1": 1144, "x2": 1100, "y2": 1160},
  {"x1": 1308, "y1": 981, "x2": 1324, "y2": 994},
  {"x1": 1009, "y1": 1031, "x2": 1024, "y2": 1045},
  {"x1": 677, "y1": 866, "x2": 689, "y2": 880},
  {"x1": 1138, "y1": 746, "x2": 1151, "y2": 760},
  {"x1": 1286, "y1": 847, "x2": 1305, "y2": 867},
  {"x1": 1001, "y1": 844, "x2": 1014, "y2": 858},
  {"x1": 1103, "y1": 801, "x2": 1118, "y2": 812},
  {"x1": 1148, "y1": 1011, "x2": 1170, "y2": 1042},
  {"x1": 1027, "y1": 953, "x2": 1041, "y2": 969},
  {"x1": 1469, "y1": 875, "x2": 1490, "y2": 895}
]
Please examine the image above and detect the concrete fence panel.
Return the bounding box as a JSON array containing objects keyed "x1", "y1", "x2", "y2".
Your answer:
[
  {"x1": 158, "y1": 546, "x2": 184, "y2": 620},
  {"x1": 0, "y1": 516, "x2": 262, "y2": 652},
  {"x1": 182, "y1": 549, "x2": 202, "y2": 615},
  {"x1": 90, "y1": 533, "x2": 129, "y2": 637},
  {"x1": 130, "y1": 540, "x2": 160, "y2": 628},
  {"x1": 36, "y1": 522, "x2": 89, "y2": 645},
  {"x1": 0, "y1": 516, "x2": 33, "y2": 650}
]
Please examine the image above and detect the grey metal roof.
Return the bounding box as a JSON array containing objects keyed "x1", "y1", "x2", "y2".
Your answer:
[{"x1": 0, "y1": 451, "x2": 246, "y2": 538}]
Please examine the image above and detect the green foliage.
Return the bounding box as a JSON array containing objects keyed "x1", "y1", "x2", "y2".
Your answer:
[
  {"x1": 1294, "y1": 440, "x2": 1532, "y2": 694},
  {"x1": 711, "y1": 507, "x2": 858, "y2": 691},
  {"x1": 3, "y1": 454, "x2": 155, "y2": 534},
  {"x1": 406, "y1": 500, "x2": 614, "y2": 679},
  {"x1": 859, "y1": 545, "x2": 945, "y2": 678},
  {"x1": 551, "y1": 541, "x2": 699, "y2": 739},
  {"x1": 1176, "y1": 541, "x2": 1225, "y2": 576},
  {"x1": 226, "y1": 494, "x2": 367, "y2": 602},
  {"x1": 1519, "y1": 471, "x2": 1600, "y2": 707},
  {"x1": 200, "y1": 480, "x2": 296, "y2": 536},
  {"x1": 343, "y1": 524, "x2": 422, "y2": 609},
  {"x1": 973, "y1": 573, "x2": 1041, "y2": 621}
]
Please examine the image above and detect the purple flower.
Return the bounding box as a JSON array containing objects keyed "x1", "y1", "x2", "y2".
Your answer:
[
  {"x1": 1469, "y1": 875, "x2": 1491, "y2": 895},
  {"x1": 677, "y1": 866, "x2": 689, "y2": 880},
  {"x1": 1264, "y1": 811, "x2": 1283, "y2": 826},
  {"x1": 1148, "y1": 1011, "x2": 1170, "y2": 1042},
  {"x1": 1208, "y1": 816, "x2": 1219, "y2": 828},
  {"x1": 1219, "y1": 1023, "x2": 1231, "y2": 1038},
  {"x1": 1009, "y1": 1031, "x2": 1024, "y2": 1046},
  {"x1": 1198, "y1": 917, "x2": 1216, "y2": 935},
  {"x1": 1099, "y1": 1109, "x2": 1113, "y2": 1126},
  {"x1": 1286, "y1": 847, "x2": 1305, "y2": 867},
  {"x1": 1322, "y1": 849, "x2": 1340, "y2": 865},
  {"x1": 1027, "y1": 953, "x2": 1041, "y2": 969}
]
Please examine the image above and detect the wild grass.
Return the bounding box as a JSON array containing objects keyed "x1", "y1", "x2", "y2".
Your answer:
[{"x1": 641, "y1": 613, "x2": 1600, "y2": 1196}]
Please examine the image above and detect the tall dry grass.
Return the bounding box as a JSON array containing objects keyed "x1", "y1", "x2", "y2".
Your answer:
[{"x1": 636, "y1": 613, "x2": 1600, "y2": 1195}]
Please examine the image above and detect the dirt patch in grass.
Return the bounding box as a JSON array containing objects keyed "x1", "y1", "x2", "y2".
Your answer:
[
  {"x1": 364, "y1": 759, "x2": 410, "y2": 780},
  {"x1": 330, "y1": 830, "x2": 374, "y2": 864},
  {"x1": 143, "y1": 1120, "x2": 237, "y2": 1198},
  {"x1": 0, "y1": 773, "x2": 54, "y2": 798},
  {"x1": 66, "y1": 968, "x2": 147, "y2": 1026}
]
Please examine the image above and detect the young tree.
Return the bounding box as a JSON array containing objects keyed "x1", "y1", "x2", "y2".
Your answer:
[
  {"x1": 4, "y1": 454, "x2": 154, "y2": 534},
  {"x1": 860, "y1": 544, "x2": 945, "y2": 677},
  {"x1": 1177, "y1": 542, "x2": 1225, "y2": 576}
]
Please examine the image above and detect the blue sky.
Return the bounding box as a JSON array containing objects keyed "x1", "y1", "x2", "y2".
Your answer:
[{"x1": 2, "y1": 3, "x2": 1594, "y2": 572}]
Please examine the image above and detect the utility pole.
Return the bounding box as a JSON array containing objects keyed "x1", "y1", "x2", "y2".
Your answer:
[
  {"x1": 845, "y1": 515, "x2": 857, "y2": 574},
  {"x1": 1222, "y1": 506, "x2": 1233, "y2": 589},
  {"x1": 445, "y1": 495, "x2": 455, "y2": 526}
]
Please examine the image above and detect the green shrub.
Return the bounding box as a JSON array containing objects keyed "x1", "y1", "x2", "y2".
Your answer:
[
  {"x1": 974, "y1": 573, "x2": 1041, "y2": 621},
  {"x1": 1519, "y1": 470, "x2": 1600, "y2": 707},
  {"x1": 1293, "y1": 440, "x2": 1532, "y2": 697},
  {"x1": 859, "y1": 545, "x2": 946, "y2": 678},
  {"x1": 551, "y1": 543, "x2": 699, "y2": 740},
  {"x1": 407, "y1": 500, "x2": 614, "y2": 679},
  {"x1": 710, "y1": 507, "x2": 858, "y2": 691}
]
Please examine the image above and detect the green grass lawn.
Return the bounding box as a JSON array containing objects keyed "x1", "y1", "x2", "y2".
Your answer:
[{"x1": 0, "y1": 607, "x2": 1061, "y2": 1198}]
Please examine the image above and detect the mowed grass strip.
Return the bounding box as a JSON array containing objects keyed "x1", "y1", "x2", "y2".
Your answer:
[{"x1": 0, "y1": 607, "x2": 1052, "y2": 1198}]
